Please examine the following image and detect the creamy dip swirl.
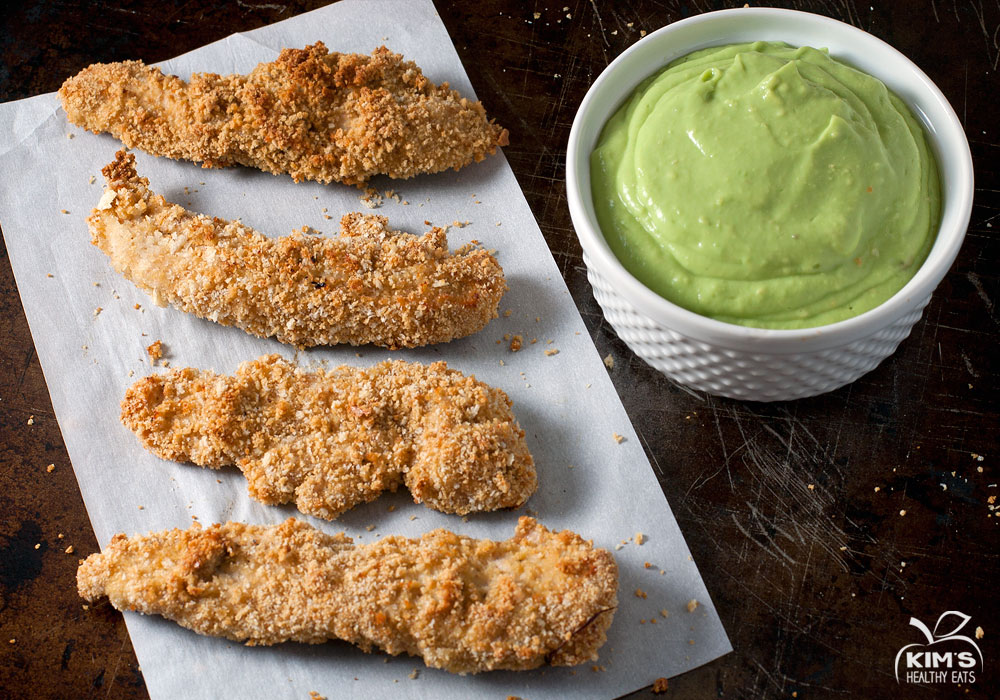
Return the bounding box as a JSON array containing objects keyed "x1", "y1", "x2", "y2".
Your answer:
[{"x1": 591, "y1": 41, "x2": 941, "y2": 329}]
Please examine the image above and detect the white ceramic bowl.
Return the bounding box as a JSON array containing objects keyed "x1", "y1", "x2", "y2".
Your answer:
[{"x1": 566, "y1": 8, "x2": 973, "y2": 401}]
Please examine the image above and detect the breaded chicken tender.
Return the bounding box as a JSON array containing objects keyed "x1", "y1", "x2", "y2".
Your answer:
[
  {"x1": 59, "y1": 44, "x2": 508, "y2": 185},
  {"x1": 122, "y1": 355, "x2": 536, "y2": 519},
  {"x1": 78, "y1": 517, "x2": 618, "y2": 673},
  {"x1": 89, "y1": 151, "x2": 505, "y2": 348}
]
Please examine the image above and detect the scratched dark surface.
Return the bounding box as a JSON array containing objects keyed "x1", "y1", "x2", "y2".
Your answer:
[{"x1": 1, "y1": 1, "x2": 997, "y2": 698}]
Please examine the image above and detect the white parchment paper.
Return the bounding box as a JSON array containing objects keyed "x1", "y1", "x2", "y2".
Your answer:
[{"x1": 0, "y1": 1, "x2": 731, "y2": 697}]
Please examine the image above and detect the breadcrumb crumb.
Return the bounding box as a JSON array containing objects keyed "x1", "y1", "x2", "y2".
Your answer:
[{"x1": 146, "y1": 340, "x2": 163, "y2": 363}]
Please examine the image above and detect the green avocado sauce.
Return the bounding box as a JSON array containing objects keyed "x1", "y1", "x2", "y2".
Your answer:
[{"x1": 590, "y1": 41, "x2": 941, "y2": 329}]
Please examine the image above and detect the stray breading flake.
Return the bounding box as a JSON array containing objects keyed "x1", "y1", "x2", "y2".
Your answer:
[
  {"x1": 146, "y1": 340, "x2": 163, "y2": 363},
  {"x1": 687, "y1": 599, "x2": 699, "y2": 613},
  {"x1": 635, "y1": 532, "x2": 645, "y2": 545},
  {"x1": 121, "y1": 355, "x2": 536, "y2": 519},
  {"x1": 59, "y1": 44, "x2": 507, "y2": 187},
  {"x1": 88, "y1": 152, "x2": 506, "y2": 349},
  {"x1": 77, "y1": 517, "x2": 618, "y2": 674}
]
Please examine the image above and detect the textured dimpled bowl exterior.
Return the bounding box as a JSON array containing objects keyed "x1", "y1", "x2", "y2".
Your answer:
[{"x1": 566, "y1": 8, "x2": 974, "y2": 401}]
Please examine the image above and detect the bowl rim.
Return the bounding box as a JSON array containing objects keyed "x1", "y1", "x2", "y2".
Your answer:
[{"x1": 566, "y1": 7, "x2": 975, "y2": 353}]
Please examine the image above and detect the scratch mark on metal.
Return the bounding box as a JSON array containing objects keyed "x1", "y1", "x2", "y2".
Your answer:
[
  {"x1": 967, "y1": 271, "x2": 999, "y2": 326},
  {"x1": 587, "y1": 0, "x2": 609, "y2": 47},
  {"x1": 960, "y1": 350, "x2": 980, "y2": 377},
  {"x1": 635, "y1": 424, "x2": 664, "y2": 476}
]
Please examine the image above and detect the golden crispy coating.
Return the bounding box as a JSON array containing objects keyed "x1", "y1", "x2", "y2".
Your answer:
[
  {"x1": 59, "y1": 43, "x2": 508, "y2": 186},
  {"x1": 89, "y1": 151, "x2": 506, "y2": 348},
  {"x1": 122, "y1": 355, "x2": 536, "y2": 519},
  {"x1": 78, "y1": 517, "x2": 618, "y2": 673}
]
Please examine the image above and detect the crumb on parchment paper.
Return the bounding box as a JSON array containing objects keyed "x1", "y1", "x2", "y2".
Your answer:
[
  {"x1": 146, "y1": 340, "x2": 163, "y2": 363},
  {"x1": 687, "y1": 599, "x2": 699, "y2": 613},
  {"x1": 360, "y1": 187, "x2": 383, "y2": 209},
  {"x1": 308, "y1": 692, "x2": 326, "y2": 700},
  {"x1": 613, "y1": 433, "x2": 625, "y2": 444},
  {"x1": 652, "y1": 677, "x2": 669, "y2": 693},
  {"x1": 509, "y1": 335, "x2": 523, "y2": 352}
]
